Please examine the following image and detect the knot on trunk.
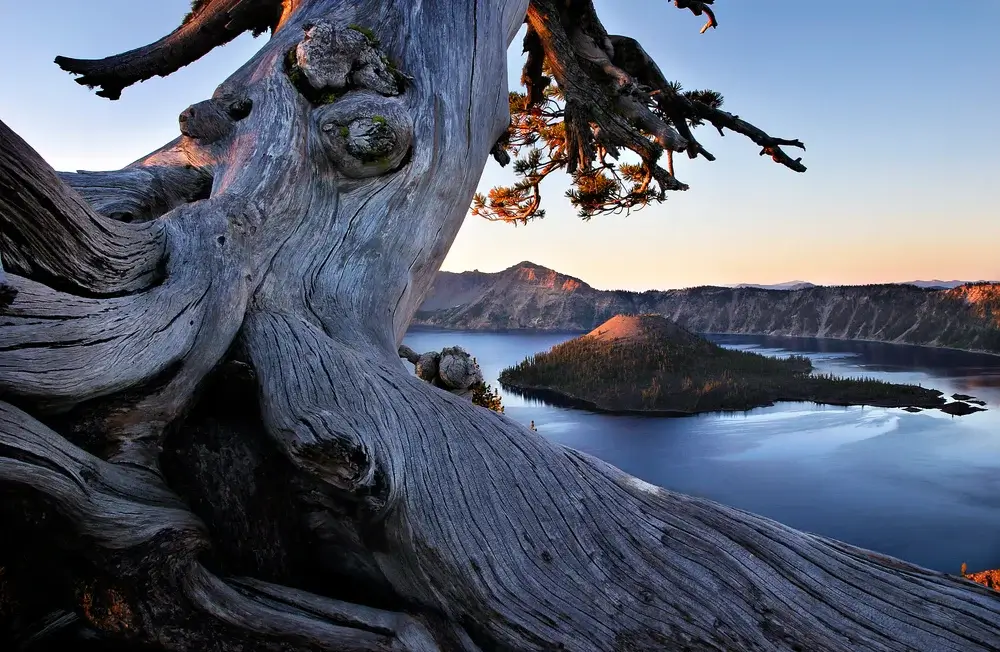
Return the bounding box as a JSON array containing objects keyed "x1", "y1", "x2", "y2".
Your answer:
[
  {"x1": 179, "y1": 84, "x2": 252, "y2": 144},
  {"x1": 316, "y1": 92, "x2": 413, "y2": 178},
  {"x1": 187, "y1": 193, "x2": 264, "y2": 250},
  {"x1": 399, "y1": 345, "x2": 484, "y2": 398},
  {"x1": 295, "y1": 22, "x2": 401, "y2": 98},
  {"x1": 212, "y1": 82, "x2": 254, "y2": 121},
  {"x1": 398, "y1": 345, "x2": 442, "y2": 383},
  {"x1": 288, "y1": 21, "x2": 413, "y2": 178},
  {"x1": 438, "y1": 347, "x2": 484, "y2": 392},
  {"x1": 179, "y1": 99, "x2": 235, "y2": 144}
]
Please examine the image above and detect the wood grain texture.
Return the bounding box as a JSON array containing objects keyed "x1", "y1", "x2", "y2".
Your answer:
[
  {"x1": 244, "y1": 309, "x2": 1000, "y2": 651},
  {"x1": 4, "y1": 1, "x2": 1000, "y2": 650},
  {"x1": 0, "y1": 400, "x2": 462, "y2": 651},
  {"x1": 58, "y1": 138, "x2": 211, "y2": 223},
  {"x1": 0, "y1": 119, "x2": 164, "y2": 295},
  {"x1": 0, "y1": 196, "x2": 255, "y2": 416},
  {"x1": 0, "y1": 253, "x2": 15, "y2": 309}
]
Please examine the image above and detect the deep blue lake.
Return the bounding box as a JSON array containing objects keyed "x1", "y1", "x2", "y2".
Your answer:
[{"x1": 403, "y1": 329, "x2": 1000, "y2": 575}]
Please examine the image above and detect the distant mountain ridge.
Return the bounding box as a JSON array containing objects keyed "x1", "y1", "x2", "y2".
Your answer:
[
  {"x1": 728, "y1": 281, "x2": 816, "y2": 291},
  {"x1": 726, "y1": 280, "x2": 997, "y2": 291},
  {"x1": 901, "y1": 280, "x2": 988, "y2": 290},
  {"x1": 413, "y1": 262, "x2": 1000, "y2": 354}
]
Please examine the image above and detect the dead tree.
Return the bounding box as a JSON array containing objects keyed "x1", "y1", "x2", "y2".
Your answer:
[{"x1": 1, "y1": 1, "x2": 998, "y2": 650}]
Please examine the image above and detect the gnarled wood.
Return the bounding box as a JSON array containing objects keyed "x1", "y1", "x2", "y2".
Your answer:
[
  {"x1": 0, "y1": 253, "x2": 15, "y2": 310},
  {"x1": 1, "y1": 122, "x2": 253, "y2": 467},
  {"x1": 60, "y1": 164, "x2": 210, "y2": 223},
  {"x1": 3, "y1": 1, "x2": 998, "y2": 650},
  {"x1": 0, "y1": 400, "x2": 465, "y2": 651},
  {"x1": 0, "y1": 196, "x2": 255, "y2": 419},
  {"x1": 0, "y1": 120, "x2": 164, "y2": 296},
  {"x1": 244, "y1": 310, "x2": 1000, "y2": 651},
  {"x1": 59, "y1": 139, "x2": 212, "y2": 223},
  {"x1": 399, "y1": 344, "x2": 485, "y2": 398}
]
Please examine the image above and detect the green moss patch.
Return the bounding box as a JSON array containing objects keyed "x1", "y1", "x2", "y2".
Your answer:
[{"x1": 283, "y1": 48, "x2": 341, "y2": 106}]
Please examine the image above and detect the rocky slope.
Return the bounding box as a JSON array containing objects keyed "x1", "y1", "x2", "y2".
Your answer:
[{"x1": 413, "y1": 262, "x2": 1000, "y2": 354}]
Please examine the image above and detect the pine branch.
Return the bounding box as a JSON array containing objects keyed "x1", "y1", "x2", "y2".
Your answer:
[
  {"x1": 609, "y1": 35, "x2": 806, "y2": 172},
  {"x1": 478, "y1": 0, "x2": 806, "y2": 223},
  {"x1": 673, "y1": 0, "x2": 719, "y2": 34}
]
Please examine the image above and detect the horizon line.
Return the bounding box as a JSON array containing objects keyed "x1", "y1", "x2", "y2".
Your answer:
[{"x1": 438, "y1": 261, "x2": 1000, "y2": 292}]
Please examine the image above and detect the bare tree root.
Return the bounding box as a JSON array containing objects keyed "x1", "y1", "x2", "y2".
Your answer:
[{"x1": 0, "y1": 400, "x2": 476, "y2": 651}]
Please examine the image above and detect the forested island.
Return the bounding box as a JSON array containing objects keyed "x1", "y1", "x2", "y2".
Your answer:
[{"x1": 499, "y1": 314, "x2": 981, "y2": 416}]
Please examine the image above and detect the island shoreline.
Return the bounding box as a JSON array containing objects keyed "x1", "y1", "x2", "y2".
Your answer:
[
  {"x1": 492, "y1": 314, "x2": 986, "y2": 417},
  {"x1": 500, "y1": 382, "x2": 953, "y2": 418}
]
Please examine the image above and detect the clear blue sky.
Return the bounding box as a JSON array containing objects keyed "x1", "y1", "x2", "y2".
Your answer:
[{"x1": 3, "y1": 1, "x2": 998, "y2": 290}]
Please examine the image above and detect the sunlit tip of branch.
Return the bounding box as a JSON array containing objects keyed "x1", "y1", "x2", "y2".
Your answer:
[{"x1": 699, "y1": 11, "x2": 718, "y2": 34}]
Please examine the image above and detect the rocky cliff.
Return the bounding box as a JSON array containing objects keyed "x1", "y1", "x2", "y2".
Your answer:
[{"x1": 413, "y1": 262, "x2": 1000, "y2": 354}]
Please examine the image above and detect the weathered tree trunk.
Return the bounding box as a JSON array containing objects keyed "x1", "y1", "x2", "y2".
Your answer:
[{"x1": 2, "y1": 1, "x2": 999, "y2": 650}]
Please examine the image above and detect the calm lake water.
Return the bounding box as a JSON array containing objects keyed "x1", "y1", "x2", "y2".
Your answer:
[{"x1": 403, "y1": 329, "x2": 1000, "y2": 574}]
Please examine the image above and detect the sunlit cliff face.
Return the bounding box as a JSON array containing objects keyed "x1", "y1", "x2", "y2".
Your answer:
[
  {"x1": 513, "y1": 263, "x2": 584, "y2": 292},
  {"x1": 946, "y1": 283, "x2": 1000, "y2": 328}
]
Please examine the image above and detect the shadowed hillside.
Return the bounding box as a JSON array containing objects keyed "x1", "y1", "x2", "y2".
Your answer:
[
  {"x1": 415, "y1": 263, "x2": 1000, "y2": 354},
  {"x1": 498, "y1": 314, "x2": 966, "y2": 415}
]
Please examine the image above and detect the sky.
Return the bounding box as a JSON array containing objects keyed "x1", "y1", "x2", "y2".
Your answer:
[{"x1": 2, "y1": 1, "x2": 998, "y2": 291}]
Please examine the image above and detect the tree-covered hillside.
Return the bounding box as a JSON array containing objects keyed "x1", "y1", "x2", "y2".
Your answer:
[{"x1": 500, "y1": 314, "x2": 953, "y2": 414}]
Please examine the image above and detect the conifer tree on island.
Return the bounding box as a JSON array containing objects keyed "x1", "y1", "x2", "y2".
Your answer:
[{"x1": 1, "y1": 1, "x2": 997, "y2": 650}]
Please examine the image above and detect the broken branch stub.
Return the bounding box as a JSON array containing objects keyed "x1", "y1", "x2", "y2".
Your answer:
[
  {"x1": 286, "y1": 21, "x2": 414, "y2": 179},
  {"x1": 179, "y1": 99, "x2": 237, "y2": 144},
  {"x1": 296, "y1": 23, "x2": 400, "y2": 97},
  {"x1": 53, "y1": 0, "x2": 283, "y2": 100}
]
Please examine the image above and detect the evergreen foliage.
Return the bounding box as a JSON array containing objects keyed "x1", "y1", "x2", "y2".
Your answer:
[
  {"x1": 474, "y1": 83, "x2": 724, "y2": 223},
  {"x1": 471, "y1": 382, "x2": 505, "y2": 413},
  {"x1": 499, "y1": 318, "x2": 947, "y2": 413}
]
